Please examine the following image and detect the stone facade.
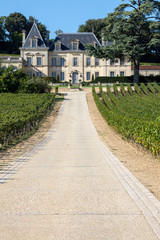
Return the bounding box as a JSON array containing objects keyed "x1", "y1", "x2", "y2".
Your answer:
[
  {"x1": 0, "y1": 56, "x2": 23, "y2": 69},
  {"x1": 131, "y1": 66, "x2": 160, "y2": 77},
  {"x1": 1, "y1": 22, "x2": 159, "y2": 80},
  {"x1": 19, "y1": 22, "x2": 132, "y2": 82}
]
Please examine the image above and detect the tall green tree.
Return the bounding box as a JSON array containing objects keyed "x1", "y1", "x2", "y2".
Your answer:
[
  {"x1": 1, "y1": 13, "x2": 48, "y2": 54},
  {"x1": 0, "y1": 16, "x2": 7, "y2": 42},
  {"x1": 86, "y1": 0, "x2": 160, "y2": 83},
  {"x1": 4, "y1": 12, "x2": 27, "y2": 54},
  {"x1": 5, "y1": 12, "x2": 27, "y2": 34},
  {"x1": 54, "y1": 29, "x2": 63, "y2": 36},
  {"x1": 78, "y1": 19, "x2": 107, "y2": 41},
  {"x1": 0, "y1": 16, "x2": 8, "y2": 53}
]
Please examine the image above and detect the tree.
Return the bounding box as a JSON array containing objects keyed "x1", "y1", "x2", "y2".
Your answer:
[
  {"x1": 86, "y1": 0, "x2": 160, "y2": 83},
  {"x1": 54, "y1": 29, "x2": 63, "y2": 36},
  {"x1": 0, "y1": 16, "x2": 7, "y2": 42},
  {"x1": 78, "y1": 19, "x2": 107, "y2": 41},
  {"x1": 0, "y1": 16, "x2": 8, "y2": 53},
  {"x1": 4, "y1": 13, "x2": 27, "y2": 54},
  {"x1": 5, "y1": 12, "x2": 27, "y2": 34},
  {"x1": 1, "y1": 13, "x2": 48, "y2": 54}
]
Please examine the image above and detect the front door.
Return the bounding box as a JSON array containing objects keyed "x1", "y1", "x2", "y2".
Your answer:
[{"x1": 72, "y1": 72, "x2": 79, "y2": 84}]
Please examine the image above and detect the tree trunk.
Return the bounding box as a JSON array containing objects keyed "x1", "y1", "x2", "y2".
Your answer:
[{"x1": 133, "y1": 60, "x2": 140, "y2": 84}]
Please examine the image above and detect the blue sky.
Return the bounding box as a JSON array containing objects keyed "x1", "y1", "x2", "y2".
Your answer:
[{"x1": 1, "y1": 0, "x2": 125, "y2": 38}]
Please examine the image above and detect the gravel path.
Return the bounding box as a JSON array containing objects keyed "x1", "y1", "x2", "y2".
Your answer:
[{"x1": 0, "y1": 91, "x2": 160, "y2": 240}]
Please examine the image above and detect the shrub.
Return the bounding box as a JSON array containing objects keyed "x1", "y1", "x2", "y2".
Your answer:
[
  {"x1": 92, "y1": 76, "x2": 133, "y2": 83},
  {"x1": 55, "y1": 85, "x2": 58, "y2": 94},
  {"x1": 0, "y1": 67, "x2": 51, "y2": 93},
  {"x1": 19, "y1": 78, "x2": 51, "y2": 93},
  {"x1": 57, "y1": 75, "x2": 60, "y2": 82},
  {"x1": 42, "y1": 76, "x2": 59, "y2": 84}
]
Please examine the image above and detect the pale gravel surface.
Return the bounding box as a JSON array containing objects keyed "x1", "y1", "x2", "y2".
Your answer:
[
  {"x1": 0, "y1": 91, "x2": 160, "y2": 240},
  {"x1": 86, "y1": 90, "x2": 160, "y2": 200}
]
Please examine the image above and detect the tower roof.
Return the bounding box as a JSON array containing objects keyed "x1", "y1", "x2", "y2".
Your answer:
[{"x1": 22, "y1": 22, "x2": 47, "y2": 48}]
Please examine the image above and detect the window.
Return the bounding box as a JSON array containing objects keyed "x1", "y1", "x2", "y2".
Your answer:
[
  {"x1": 37, "y1": 57, "x2": 41, "y2": 66},
  {"x1": 95, "y1": 72, "x2": 99, "y2": 78},
  {"x1": 86, "y1": 72, "x2": 90, "y2": 81},
  {"x1": 95, "y1": 58, "x2": 99, "y2": 66},
  {"x1": 73, "y1": 57, "x2": 78, "y2": 66},
  {"x1": 86, "y1": 58, "x2": 90, "y2": 66},
  {"x1": 120, "y1": 71, "x2": 124, "y2": 76},
  {"x1": 73, "y1": 42, "x2": 78, "y2": 50},
  {"x1": 32, "y1": 39, "x2": 36, "y2": 48},
  {"x1": 61, "y1": 58, "x2": 65, "y2": 66},
  {"x1": 120, "y1": 58, "x2": 124, "y2": 66},
  {"x1": 27, "y1": 57, "x2": 31, "y2": 66},
  {"x1": 52, "y1": 72, "x2": 56, "y2": 78},
  {"x1": 110, "y1": 71, "x2": 114, "y2": 77},
  {"x1": 110, "y1": 59, "x2": 114, "y2": 65},
  {"x1": 55, "y1": 44, "x2": 60, "y2": 51},
  {"x1": 37, "y1": 72, "x2": 42, "y2": 77},
  {"x1": 60, "y1": 72, "x2": 65, "y2": 81},
  {"x1": 52, "y1": 58, "x2": 56, "y2": 66}
]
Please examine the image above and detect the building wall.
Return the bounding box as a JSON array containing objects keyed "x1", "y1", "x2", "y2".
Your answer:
[
  {"x1": 131, "y1": 69, "x2": 160, "y2": 76},
  {"x1": 0, "y1": 57, "x2": 22, "y2": 69},
  {"x1": 48, "y1": 51, "x2": 104, "y2": 82},
  {"x1": 0, "y1": 52, "x2": 132, "y2": 81},
  {"x1": 104, "y1": 58, "x2": 132, "y2": 77},
  {"x1": 20, "y1": 48, "x2": 49, "y2": 77}
]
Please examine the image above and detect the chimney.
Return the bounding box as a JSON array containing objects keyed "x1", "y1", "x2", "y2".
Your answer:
[
  {"x1": 22, "y1": 30, "x2": 26, "y2": 46},
  {"x1": 47, "y1": 30, "x2": 50, "y2": 47},
  {"x1": 101, "y1": 30, "x2": 105, "y2": 46}
]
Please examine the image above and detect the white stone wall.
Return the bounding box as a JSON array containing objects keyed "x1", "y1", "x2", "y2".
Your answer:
[
  {"x1": 131, "y1": 69, "x2": 160, "y2": 76},
  {"x1": 48, "y1": 51, "x2": 104, "y2": 82},
  {"x1": 104, "y1": 58, "x2": 132, "y2": 77},
  {"x1": 1, "y1": 51, "x2": 132, "y2": 80},
  {"x1": 20, "y1": 48, "x2": 49, "y2": 77},
  {"x1": 0, "y1": 57, "x2": 22, "y2": 69}
]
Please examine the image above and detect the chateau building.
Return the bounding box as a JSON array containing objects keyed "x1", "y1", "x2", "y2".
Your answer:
[
  {"x1": 1, "y1": 22, "x2": 159, "y2": 80},
  {"x1": 19, "y1": 22, "x2": 131, "y2": 82}
]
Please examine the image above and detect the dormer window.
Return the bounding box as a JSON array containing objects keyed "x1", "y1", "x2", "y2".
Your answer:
[
  {"x1": 89, "y1": 41, "x2": 97, "y2": 47},
  {"x1": 55, "y1": 41, "x2": 61, "y2": 51},
  {"x1": 30, "y1": 36, "x2": 38, "y2": 48},
  {"x1": 56, "y1": 44, "x2": 60, "y2": 50},
  {"x1": 71, "y1": 39, "x2": 79, "y2": 51},
  {"x1": 32, "y1": 39, "x2": 36, "y2": 47},
  {"x1": 73, "y1": 42, "x2": 78, "y2": 50}
]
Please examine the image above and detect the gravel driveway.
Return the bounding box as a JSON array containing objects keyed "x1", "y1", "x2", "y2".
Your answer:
[{"x1": 0, "y1": 91, "x2": 160, "y2": 240}]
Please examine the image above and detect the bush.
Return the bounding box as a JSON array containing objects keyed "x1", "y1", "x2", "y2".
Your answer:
[
  {"x1": 42, "y1": 76, "x2": 59, "y2": 84},
  {"x1": 55, "y1": 85, "x2": 58, "y2": 94},
  {"x1": 92, "y1": 76, "x2": 133, "y2": 83},
  {"x1": 19, "y1": 78, "x2": 51, "y2": 93},
  {"x1": 0, "y1": 67, "x2": 51, "y2": 93},
  {"x1": 91, "y1": 75, "x2": 160, "y2": 84}
]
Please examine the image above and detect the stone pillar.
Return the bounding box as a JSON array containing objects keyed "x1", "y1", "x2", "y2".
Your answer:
[
  {"x1": 101, "y1": 30, "x2": 105, "y2": 46},
  {"x1": 22, "y1": 30, "x2": 26, "y2": 46},
  {"x1": 47, "y1": 31, "x2": 50, "y2": 47}
]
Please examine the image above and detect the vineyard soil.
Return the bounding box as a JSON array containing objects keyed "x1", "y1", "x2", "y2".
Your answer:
[{"x1": 86, "y1": 92, "x2": 160, "y2": 201}]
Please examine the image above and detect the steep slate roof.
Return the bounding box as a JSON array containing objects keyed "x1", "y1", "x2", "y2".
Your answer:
[
  {"x1": 50, "y1": 33, "x2": 101, "y2": 51},
  {"x1": 22, "y1": 22, "x2": 46, "y2": 48}
]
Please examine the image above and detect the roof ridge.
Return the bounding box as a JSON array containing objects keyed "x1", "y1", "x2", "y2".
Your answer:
[{"x1": 58, "y1": 32, "x2": 95, "y2": 35}]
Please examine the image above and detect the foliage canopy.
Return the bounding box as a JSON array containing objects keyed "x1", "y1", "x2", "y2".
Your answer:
[{"x1": 86, "y1": 0, "x2": 160, "y2": 83}]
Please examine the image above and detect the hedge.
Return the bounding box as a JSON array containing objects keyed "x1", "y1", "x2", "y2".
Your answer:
[{"x1": 92, "y1": 75, "x2": 160, "y2": 83}]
